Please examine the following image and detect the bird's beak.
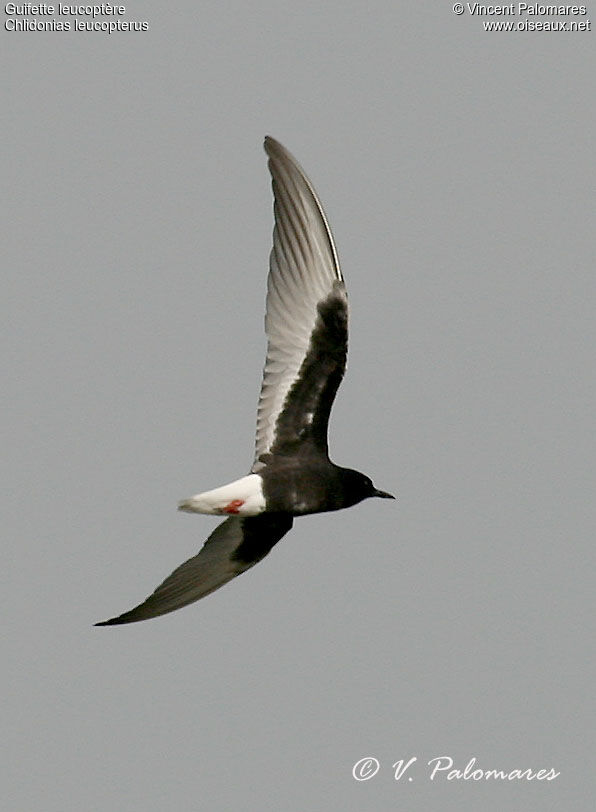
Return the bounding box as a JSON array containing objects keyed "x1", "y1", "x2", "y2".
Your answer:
[{"x1": 374, "y1": 489, "x2": 395, "y2": 500}]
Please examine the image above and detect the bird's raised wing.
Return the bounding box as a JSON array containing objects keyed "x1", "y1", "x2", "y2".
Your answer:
[
  {"x1": 253, "y1": 137, "x2": 348, "y2": 471},
  {"x1": 95, "y1": 513, "x2": 293, "y2": 625}
]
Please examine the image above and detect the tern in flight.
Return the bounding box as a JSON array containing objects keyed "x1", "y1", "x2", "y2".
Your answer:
[{"x1": 96, "y1": 136, "x2": 394, "y2": 625}]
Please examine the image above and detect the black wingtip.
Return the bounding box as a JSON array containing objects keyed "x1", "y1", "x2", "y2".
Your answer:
[
  {"x1": 263, "y1": 135, "x2": 286, "y2": 158},
  {"x1": 94, "y1": 611, "x2": 144, "y2": 627},
  {"x1": 94, "y1": 597, "x2": 172, "y2": 626}
]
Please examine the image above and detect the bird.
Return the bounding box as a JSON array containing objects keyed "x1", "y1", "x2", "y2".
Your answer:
[{"x1": 96, "y1": 136, "x2": 394, "y2": 626}]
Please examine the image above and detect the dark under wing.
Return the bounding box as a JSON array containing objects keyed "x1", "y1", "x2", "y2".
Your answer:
[
  {"x1": 95, "y1": 513, "x2": 293, "y2": 626},
  {"x1": 268, "y1": 286, "x2": 347, "y2": 459},
  {"x1": 253, "y1": 137, "x2": 348, "y2": 470}
]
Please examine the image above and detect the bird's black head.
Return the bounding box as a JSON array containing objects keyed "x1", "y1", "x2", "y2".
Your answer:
[{"x1": 339, "y1": 468, "x2": 395, "y2": 508}]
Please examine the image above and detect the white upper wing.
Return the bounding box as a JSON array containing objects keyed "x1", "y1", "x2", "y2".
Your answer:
[{"x1": 253, "y1": 137, "x2": 346, "y2": 471}]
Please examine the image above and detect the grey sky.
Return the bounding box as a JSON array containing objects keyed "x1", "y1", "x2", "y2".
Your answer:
[{"x1": 3, "y1": 3, "x2": 594, "y2": 810}]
